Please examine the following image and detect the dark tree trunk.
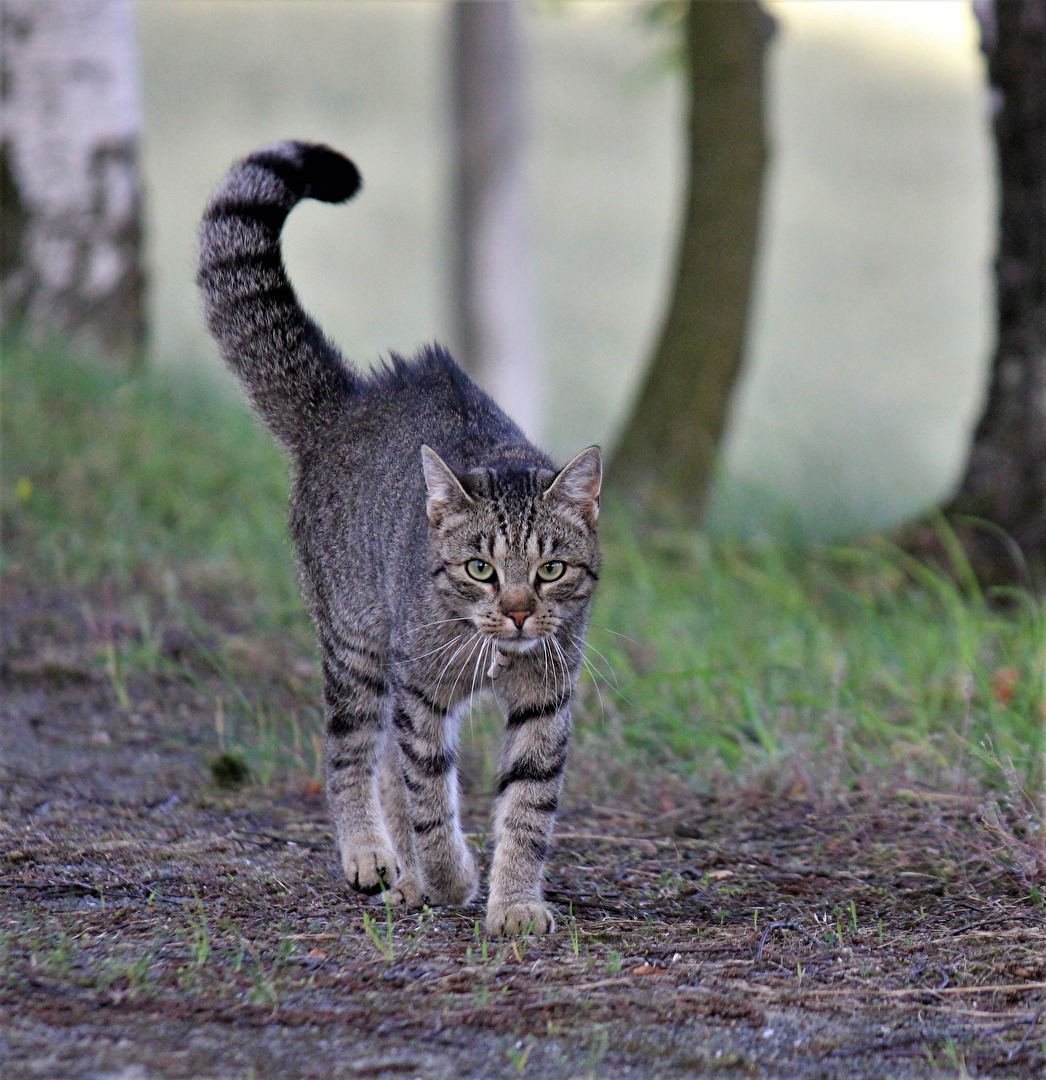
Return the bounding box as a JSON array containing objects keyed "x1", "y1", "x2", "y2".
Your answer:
[
  {"x1": 0, "y1": 0, "x2": 146, "y2": 368},
  {"x1": 944, "y1": 0, "x2": 1046, "y2": 581},
  {"x1": 606, "y1": 0, "x2": 769, "y2": 525}
]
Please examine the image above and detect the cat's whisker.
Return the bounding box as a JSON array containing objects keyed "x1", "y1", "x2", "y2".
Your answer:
[
  {"x1": 549, "y1": 635, "x2": 573, "y2": 709},
  {"x1": 589, "y1": 623, "x2": 643, "y2": 649},
  {"x1": 550, "y1": 635, "x2": 561, "y2": 704},
  {"x1": 578, "y1": 653, "x2": 607, "y2": 727},
  {"x1": 452, "y1": 633, "x2": 484, "y2": 702},
  {"x1": 395, "y1": 641, "x2": 457, "y2": 667},
  {"x1": 426, "y1": 638, "x2": 477, "y2": 711},
  {"x1": 408, "y1": 616, "x2": 474, "y2": 633},
  {"x1": 431, "y1": 632, "x2": 482, "y2": 701},
  {"x1": 439, "y1": 631, "x2": 492, "y2": 711},
  {"x1": 551, "y1": 637, "x2": 569, "y2": 704},
  {"x1": 394, "y1": 630, "x2": 471, "y2": 667},
  {"x1": 568, "y1": 633, "x2": 622, "y2": 690},
  {"x1": 541, "y1": 635, "x2": 558, "y2": 701},
  {"x1": 465, "y1": 636, "x2": 492, "y2": 727},
  {"x1": 460, "y1": 639, "x2": 482, "y2": 738},
  {"x1": 563, "y1": 633, "x2": 614, "y2": 723},
  {"x1": 539, "y1": 637, "x2": 558, "y2": 705},
  {"x1": 453, "y1": 634, "x2": 491, "y2": 741},
  {"x1": 392, "y1": 617, "x2": 476, "y2": 667}
]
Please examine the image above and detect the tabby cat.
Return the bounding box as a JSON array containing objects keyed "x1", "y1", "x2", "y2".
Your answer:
[{"x1": 197, "y1": 142, "x2": 601, "y2": 936}]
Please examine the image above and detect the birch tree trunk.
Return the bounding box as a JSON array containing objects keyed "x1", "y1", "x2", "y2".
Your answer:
[
  {"x1": 942, "y1": 0, "x2": 1046, "y2": 581},
  {"x1": 606, "y1": 0, "x2": 768, "y2": 526},
  {"x1": 0, "y1": 0, "x2": 146, "y2": 368},
  {"x1": 449, "y1": 0, "x2": 541, "y2": 438}
]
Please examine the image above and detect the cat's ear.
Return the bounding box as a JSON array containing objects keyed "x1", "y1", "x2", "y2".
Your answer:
[
  {"x1": 420, "y1": 445, "x2": 473, "y2": 525},
  {"x1": 544, "y1": 445, "x2": 602, "y2": 525}
]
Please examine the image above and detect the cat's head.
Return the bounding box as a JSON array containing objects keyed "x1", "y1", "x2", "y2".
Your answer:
[{"x1": 421, "y1": 446, "x2": 602, "y2": 649}]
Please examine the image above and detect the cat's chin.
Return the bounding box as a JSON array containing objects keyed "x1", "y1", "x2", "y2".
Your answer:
[{"x1": 494, "y1": 637, "x2": 542, "y2": 654}]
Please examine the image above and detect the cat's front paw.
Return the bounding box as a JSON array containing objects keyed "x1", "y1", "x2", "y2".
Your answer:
[
  {"x1": 485, "y1": 899, "x2": 556, "y2": 937},
  {"x1": 374, "y1": 873, "x2": 428, "y2": 909},
  {"x1": 341, "y1": 840, "x2": 400, "y2": 895}
]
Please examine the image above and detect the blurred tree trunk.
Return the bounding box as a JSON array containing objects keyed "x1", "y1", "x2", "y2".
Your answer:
[
  {"x1": 939, "y1": 0, "x2": 1046, "y2": 582},
  {"x1": 606, "y1": 0, "x2": 769, "y2": 525},
  {"x1": 0, "y1": 0, "x2": 146, "y2": 368},
  {"x1": 449, "y1": 0, "x2": 541, "y2": 438}
]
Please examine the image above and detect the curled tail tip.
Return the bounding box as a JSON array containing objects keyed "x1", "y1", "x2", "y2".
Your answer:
[
  {"x1": 294, "y1": 142, "x2": 362, "y2": 204},
  {"x1": 227, "y1": 140, "x2": 361, "y2": 207},
  {"x1": 260, "y1": 141, "x2": 360, "y2": 205}
]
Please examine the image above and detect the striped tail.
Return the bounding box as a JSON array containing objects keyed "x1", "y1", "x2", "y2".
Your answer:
[{"x1": 196, "y1": 142, "x2": 361, "y2": 453}]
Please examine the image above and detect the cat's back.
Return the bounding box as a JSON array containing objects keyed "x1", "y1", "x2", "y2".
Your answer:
[
  {"x1": 333, "y1": 344, "x2": 532, "y2": 475},
  {"x1": 358, "y1": 344, "x2": 519, "y2": 449},
  {"x1": 290, "y1": 344, "x2": 542, "y2": 570}
]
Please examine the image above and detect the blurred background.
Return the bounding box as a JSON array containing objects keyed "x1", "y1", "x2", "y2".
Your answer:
[
  {"x1": 137, "y1": 0, "x2": 992, "y2": 542},
  {"x1": 2, "y1": 0, "x2": 995, "y2": 543}
]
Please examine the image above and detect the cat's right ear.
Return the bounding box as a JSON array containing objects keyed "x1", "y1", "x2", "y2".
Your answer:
[{"x1": 420, "y1": 445, "x2": 473, "y2": 526}]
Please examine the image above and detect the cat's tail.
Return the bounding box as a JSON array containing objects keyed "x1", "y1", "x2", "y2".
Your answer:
[{"x1": 196, "y1": 142, "x2": 361, "y2": 454}]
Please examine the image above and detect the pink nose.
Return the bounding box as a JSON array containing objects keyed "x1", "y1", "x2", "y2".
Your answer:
[{"x1": 506, "y1": 611, "x2": 531, "y2": 630}]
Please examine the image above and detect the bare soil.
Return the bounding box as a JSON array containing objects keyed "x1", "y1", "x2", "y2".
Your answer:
[{"x1": 1, "y1": 573, "x2": 1043, "y2": 1079}]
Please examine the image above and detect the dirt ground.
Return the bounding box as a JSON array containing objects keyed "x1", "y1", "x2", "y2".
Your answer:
[{"x1": 2, "y1": 574, "x2": 1044, "y2": 1079}]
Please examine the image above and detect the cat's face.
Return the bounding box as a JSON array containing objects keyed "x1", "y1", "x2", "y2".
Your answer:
[{"x1": 422, "y1": 447, "x2": 601, "y2": 648}]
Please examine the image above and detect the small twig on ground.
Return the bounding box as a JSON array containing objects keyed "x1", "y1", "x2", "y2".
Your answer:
[
  {"x1": 1008, "y1": 1010, "x2": 1043, "y2": 1061},
  {"x1": 755, "y1": 920, "x2": 797, "y2": 963},
  {"x1": 795, "y1": 981, "x2": 1046, "y2": 998}
]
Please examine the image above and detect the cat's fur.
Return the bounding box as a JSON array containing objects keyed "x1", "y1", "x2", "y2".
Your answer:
[{"x1": 197, "y1": 142, "x2": 601, "y2": 936}]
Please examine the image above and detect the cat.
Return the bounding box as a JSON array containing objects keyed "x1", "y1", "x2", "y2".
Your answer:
[{"x1": 196, "y1": 142, "x2": 601, "y2": 936}]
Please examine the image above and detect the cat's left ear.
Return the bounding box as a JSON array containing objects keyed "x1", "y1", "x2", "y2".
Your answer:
[
  {"x1": 421, "y1": 445, "x2": 473, "y2": 526},
  {"x1": 543, "y1": 445, "x2": 602, "y2": 525}
]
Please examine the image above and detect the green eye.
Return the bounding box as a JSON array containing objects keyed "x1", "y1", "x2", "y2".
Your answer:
[
  {"x1": 536, "y1": 560, "x2": 566, "y2": 583},
  {"x1": 466, "y1": 559, "x2": 496, "y2": 582}
]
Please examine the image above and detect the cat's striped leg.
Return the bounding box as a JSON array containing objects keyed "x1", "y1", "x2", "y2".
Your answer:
[
  {"x1": 323, "y1": 638, "x2": 400, "y2": 895},
  {"x1": 486, "y1": 692, "x2": 572, "y2": 936},
  {"x1": 392, "y1": 682, "x2": 478, "y2": 906},
  {"x1": 374, "y1": 741, "x2": 427, "y2": 908}
]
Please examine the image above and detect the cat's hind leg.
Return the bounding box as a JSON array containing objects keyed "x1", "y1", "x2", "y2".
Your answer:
[{"x1": 322, "y1": 638, "x2": 401, "y2": 895}]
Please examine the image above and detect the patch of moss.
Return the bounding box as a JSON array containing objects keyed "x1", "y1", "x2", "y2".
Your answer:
[{"x1": 209, "y1": 751, "x2": 250, "y2": 788}]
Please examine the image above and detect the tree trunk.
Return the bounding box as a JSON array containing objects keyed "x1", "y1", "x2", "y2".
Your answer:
[
  {"x1": 449, "y1": 0, "x2": 541, "y2": 438},
  {"x1": 606, "y1": 0, "x2": 769, "y2": 525},
  {"x1": 942, "y1": 0, "x2": 1046, "y2": 581},
  {"x1": 0, "y1": 0, "x2": 146, "y2": 368}
]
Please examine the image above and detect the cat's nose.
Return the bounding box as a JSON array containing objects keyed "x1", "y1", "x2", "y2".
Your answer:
[{"x1": 506, "y1": 610, "x2": 531, "y2": 630}]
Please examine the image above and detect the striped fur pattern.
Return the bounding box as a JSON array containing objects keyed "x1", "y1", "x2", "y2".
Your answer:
[{"x1": 197, "y1": 142, "x2": 602, "y2": 936}]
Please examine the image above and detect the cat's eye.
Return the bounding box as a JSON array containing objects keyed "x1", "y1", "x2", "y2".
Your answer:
[
  {"x1": 465, "y1": 559, "x2": 496, "y2": 583},
  {"x1": 536, "y1": 560, "x2": 566, "y2": 583}
]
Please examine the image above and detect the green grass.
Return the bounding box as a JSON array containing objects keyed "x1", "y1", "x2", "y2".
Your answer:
[
  {"x1": 587, "y1": 518, "x2": 1044, "y2": 790},
  {"x1": 2, "y1": 334, "x2": 299, "y2": 622},
  {"x1": 4, "y1": 337, "x2": 1043, "y2": 792}
]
